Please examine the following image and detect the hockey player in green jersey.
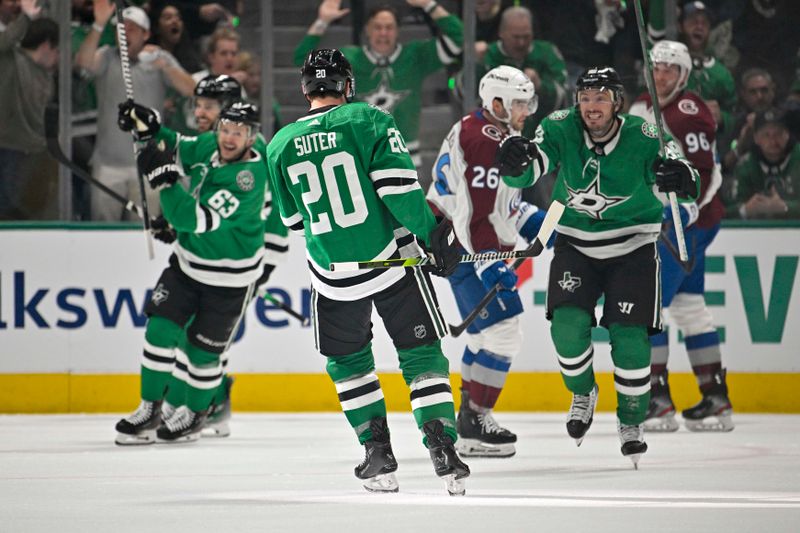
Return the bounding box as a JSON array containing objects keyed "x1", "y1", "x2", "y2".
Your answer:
[
  {"x1": 114, "y1": 101, "x2": 269, "y2": 445},
  {"x1": 496, "y1": 67, "x2": 699, "y2": 467},
  {"x1": 267, "y1": 49, "x2": 469, "y2": 495},
  {"x1": 293, "y1": 0, "x2": 463, "y2": 166},
  {"x1": 117, "y1": 76, "x2": 290, "y2": 440}
]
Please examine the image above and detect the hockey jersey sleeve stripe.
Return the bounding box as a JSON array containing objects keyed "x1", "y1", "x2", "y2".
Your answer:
[
  {"x1": 370, "y1": 168, "x2": 419, "y2": 181},
  {"x1": 373, "y1": 178, "x2": 421, "y2": 197},
  {"x1": 281, "y1": 212, "x2": 304, "y2": 232},
  {"x1": 195, "y1": 204, "x2": 221, "y2": 233},
  {"x1": 436, "y1": 34, "x2": 461, "y2": 64}
]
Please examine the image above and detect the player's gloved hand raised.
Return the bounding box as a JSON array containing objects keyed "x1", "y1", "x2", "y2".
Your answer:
[
  {"x1": 150, "y1": 215, "x2": 176, "y2": 244},
  {"x1": 662, "y1": 202, "x2": 699, "y2": 229},
  {"x1": 118, "y1": 100, "x2": 161, "y2": 141},
  {"x1": 475, "y1": 256, "x2": 518, "y2": 302},
  {"x1": 495, "y1": 135, "x2": 537, "y2": 177},
  {"x1": 423, "y1": 218, "x2": 460, "y2": 277},
  {"x1": 654, "y1": 158, "x2": 697, "y2": 198},
  {"x1": 137, "y1": 141, "x2": 180, "y2": 191}
]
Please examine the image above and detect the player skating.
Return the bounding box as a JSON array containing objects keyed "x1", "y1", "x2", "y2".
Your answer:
[
  {"x1": 266, "y1": 49, "x2": 469, "y2": 495},
  {"x1": 427, "y1": 66, "x2": 548, "y2": 457},
  {"x1": 629, "y1": 41, "x2": 734, "y2": 432},
  {"x1": 114, "y1": 101, "x2": 268, "y2": 445},
  {"x1": 496, "y1": 67, "x2": 699, "y2": 467}
]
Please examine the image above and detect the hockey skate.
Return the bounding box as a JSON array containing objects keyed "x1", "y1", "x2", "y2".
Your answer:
[
  {"x1": 423, "y1": 420, "x2": 470, "y2": 496},
  {"x1": 682, "y1": 369, "x2": 734, "y2": 432},
  {"x1": 156, "y1": 405, "x2": 207, "y2": 443},
  {"x1": 456, "y1": 405, "x2": 516, "y2": 458},
  {"x1": 203, "y1": 376, "x2": 233, "y2": 438},
  {"x1": 115, "y1": 399, "x2": 163, "y2": 445},
  {"x1": 644, "y1": 372, "x2": 679, "y2": 432},
  {"x1": 566, "y1": 384, "x2": 598, "y2": 446},
  {"x1": 617, "y1": 419, "x2": 648, "y2": 469},
  {"x1": 354, "y1": 417, "x2": 399, "y2": 493}
]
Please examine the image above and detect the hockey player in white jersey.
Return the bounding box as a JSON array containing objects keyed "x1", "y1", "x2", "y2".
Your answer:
[{"x1": 427, "y1": 66, "x2": 548, "y2": 457}]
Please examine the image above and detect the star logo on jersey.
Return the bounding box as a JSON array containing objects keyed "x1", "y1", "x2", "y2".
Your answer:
[
  {"x1": 566, "y1": 176, "x2": 628, "y2": 220},
  {"x1": 361, "y1": 78, "x2": 409, "y2": 114},
  {"x1": 558, "y1": 272, "x2": 582, "y2": 293}
]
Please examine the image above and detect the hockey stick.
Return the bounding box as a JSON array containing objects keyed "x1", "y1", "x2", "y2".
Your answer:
[
  {"x1": 115, "y1": 2, "x2": 155, "y2": 259},
  {"x1": 632, "y1": 0, "x2": 688, "y2": 262},
  {"x1": 331, "y1": 247, "x2": 553, "y2": 272},
  {"x1": 261, "y1": 291, "x2": 310, "y2": 327},
  {"x1": 44, "y1": 104, "x2": 144, "y2": 219},
  {"x1": 448, "y1": 200, "x2": 564, "y2": 337}
]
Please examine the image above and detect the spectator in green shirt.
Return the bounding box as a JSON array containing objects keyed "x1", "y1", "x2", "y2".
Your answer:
[
  {"x1": 733, "y1": 109, "x2": 800, "y2": 219},
  {"x1": 481, "y1": 6, "x2": 567, "y2": 134}
]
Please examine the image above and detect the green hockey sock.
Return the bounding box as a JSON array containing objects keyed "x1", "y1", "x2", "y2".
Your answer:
[
  {"x1": 398, "y1": 341, "x2": 457, "y2": 443},
  {"x1": 551, "y1": 306, "x2": 595, "y2": 395},
  {"x1": 140, "y1": 316, "x2": 183, "y2": 401},
  {"x1": 326, "y1": 343, "x2": 387, "y2": 444},
  {"x1": 609, "y1": 323, "x2": 651, "y2": 425}
]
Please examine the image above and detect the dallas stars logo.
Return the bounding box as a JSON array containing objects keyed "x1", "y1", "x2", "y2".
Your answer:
[
  {"x1": 361, "y1": 74, "x2": 409, "y2": 113},
  {"x1": 566, "y1": 173, "x2": 628, "y2": 220}
]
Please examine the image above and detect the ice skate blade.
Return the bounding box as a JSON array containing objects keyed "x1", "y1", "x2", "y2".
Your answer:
[
  {"x1": 156, "y1": 432, "x2": 202, "y2": 444},
  {"x1": 456, "y1": 439, "x2": 515, "y2": 458},
  {"x1": 362, "y1": 473, "x2": 399, "y2": 493},
  {"x1": 573, "y1": 436, "x2": 584, "y2": 447},
  {"x1": 115, "y1": 430, "x2": 156, "y2": 446},
  {"x1": 627, "y1": 453, "x2": 642, "y2": 470},
  {"x1": 201, "y1": 421, "x2": 231, "y2": 438},
  {"x1": 643, "y1": 416, "x2": 679, "y2": 433},
  {"x1": 684, "y1": 412, "x2": 734, "y2": 432},
  {"x1": 442, "y1": 474, "x2": 466, "y2": 496}
]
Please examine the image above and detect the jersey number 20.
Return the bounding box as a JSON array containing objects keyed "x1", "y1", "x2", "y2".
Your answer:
[{"x1": 287, "y1": 152, "x2": 368, "y2": 234}]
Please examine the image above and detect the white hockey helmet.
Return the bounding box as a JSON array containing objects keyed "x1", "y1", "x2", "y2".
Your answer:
[
  {"x1": 479, "y1": 66, "x2": 538, "y2": 126},
  {"x1": 650, "y1": 40, "x2": 692, "y2": 93}
]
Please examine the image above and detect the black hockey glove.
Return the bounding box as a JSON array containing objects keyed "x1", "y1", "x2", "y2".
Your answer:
[
  {"x1": 495, "y1": 135, "x2": 537, "y2": 177},
  {"x1": 654, "y1": 158, "x2": 697, "y2": 198},
  {"x1": 137, "y1": 141, "x2": 180, "y2": 191},
  {"x1": 150, "y1": 215, "x2": 176, "y2": 244},
  {"x1": 118, "y1": 100, "x2": 161, "y2": 141},
  {"x1": 423, "y1": 218, "x2": 460, "y2": 277}
]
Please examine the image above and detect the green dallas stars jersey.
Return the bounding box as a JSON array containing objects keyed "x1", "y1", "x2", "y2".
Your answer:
[
  {"x1": 293, "y1": 15, "x2": 463, "y2": 161},
  {"x1": 155, "y1": 130, "x2": 268, "y2": 287},
  {"x1": 156, "y1": 127, "x2": 289, "y2": 268},
  {"x1": 266, "y1": 102, "x2": 438, "y2": 301},
  {"x1": 503, "y1": 108, "x2": 699, "y2": 259}
]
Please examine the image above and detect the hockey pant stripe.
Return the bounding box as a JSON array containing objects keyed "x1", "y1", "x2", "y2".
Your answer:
[
  {"x1": 557, "y1": 346, "x2": 594, "y2": 377},
  {"x1": 412, "y1": 267, "x2": 448, "y2": 338}
]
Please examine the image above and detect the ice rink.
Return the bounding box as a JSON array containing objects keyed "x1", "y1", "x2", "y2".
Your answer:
[{"x1": 1, "y1": 412, "x2": 799, "y2": 532}]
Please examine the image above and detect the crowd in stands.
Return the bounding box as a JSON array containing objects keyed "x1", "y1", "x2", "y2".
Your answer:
[{"x1": 0, "y1": 0, "x2": 798, "y2": 221}]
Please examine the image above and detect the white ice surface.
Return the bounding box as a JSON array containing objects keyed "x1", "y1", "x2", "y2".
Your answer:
[{"x1": 1, "y1": 413, "x2": 799, "y2": 533}]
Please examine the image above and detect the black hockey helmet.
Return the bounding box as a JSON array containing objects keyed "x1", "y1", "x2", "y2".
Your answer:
[
  {"x1": 575, "y1": 66, "x2": 625, "y2": 110},
  {"x1": 194, "y1": 74, "x2": 242, "y2": 109},
  {"x1": 301, "y1": 48, "x2": 355, "y2": 102},
  {"x1": 218, "y1": 100, "x2": 260, "y2": 134}
]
